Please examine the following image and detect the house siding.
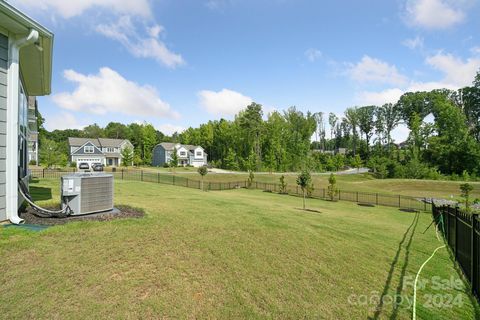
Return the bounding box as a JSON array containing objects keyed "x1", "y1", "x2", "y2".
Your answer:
[
  {"x1": 0, "y1": 33, "x2": 7, "y2": 221},
  {"x1": 152, "y1": 145, "x2": 166, "y2": 167}
]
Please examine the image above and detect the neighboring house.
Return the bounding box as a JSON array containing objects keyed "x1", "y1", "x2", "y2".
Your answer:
[
  {"x1": 0, "y1": 2, "x2": 54, "y2": 223},
  {"x1": 152, "y1": 143, "x2": 207, "y2": 167},
  {"x1": 27, "y1": 96, "x2": 38, "y2": 164},
  {"x1": 68, "y1": 138, "x2": 134, "y2": 168}
]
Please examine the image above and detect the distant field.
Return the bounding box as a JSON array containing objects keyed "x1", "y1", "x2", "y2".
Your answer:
[{"x1": 1, "y1": 179, "x2": 478, "y2": 319}]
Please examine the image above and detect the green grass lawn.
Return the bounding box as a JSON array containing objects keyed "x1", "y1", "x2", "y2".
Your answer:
[{"x1": 1, "y1": 179, "x2": 478, "y2": 319}]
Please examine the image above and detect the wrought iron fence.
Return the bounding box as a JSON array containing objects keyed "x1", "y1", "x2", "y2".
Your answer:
[
  {"x1": 252, "y1": 181, "x2": 430, "y2": 212},
  {"x1": 432, "y1": 204, "x2": 479, "y2": 302}
]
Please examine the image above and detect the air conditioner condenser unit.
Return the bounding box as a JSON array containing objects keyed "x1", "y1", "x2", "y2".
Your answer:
[{"x1": 61, "y1": 173, "x2": 114, "y2": 215}]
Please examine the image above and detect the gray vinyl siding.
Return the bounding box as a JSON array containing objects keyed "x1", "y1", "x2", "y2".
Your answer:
[
  {"x1": 71, "y1": 142, "x2": 104, "y2": 156},
  {"x1": 152, "y1": 145, "x2": 166, "y2": 166},
  {"x1": 0, "y1": 33, "x2": 7, "y2": 221}
]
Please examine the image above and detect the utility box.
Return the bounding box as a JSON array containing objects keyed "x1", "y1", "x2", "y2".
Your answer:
[{"x1": 61, "y1": 173, "x2": 114, "y2": 215}]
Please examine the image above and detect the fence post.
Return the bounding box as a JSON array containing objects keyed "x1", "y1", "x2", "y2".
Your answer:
[
  {"x1": 398, "y1": 195, "x2": 401, "y2": 208},
  {"x1": 141, "y1": 170, "x2": 144, "y2": 181},
  {"x1": 471, "y1": 213, "x2": 478, "y2": 295},
  {"x1": 356, "y1": 191, "x2": 358, "y2": 203},
  {"x1": 454, "y1": 206, "x2": 458, "y2": 257},
  {"x1": 173, "y1": 175, "x2": 175, "y2": 185},
  {"x1": 157, "y1": 173, "x2": 160, "y2": 183},
  {"x1": 424, "y1": 197, "x2": 427, "y2": 212},
  {"x1": 376, "y1": 193, "x2": 379, "y2": 205},
  {"x1": 338, "y1": 190, "x2": 341, "y2": 201},
  {"x1": 121, "y1": 169, "x2": 124, "y2": 180},
  {"x1": 296, "y1": 186, "x2": 298, "y2": 194}
]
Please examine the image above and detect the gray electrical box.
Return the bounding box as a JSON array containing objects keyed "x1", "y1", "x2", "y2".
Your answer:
[{"x1": 61, "y1": 173, "x2": 114, "y2": 215}]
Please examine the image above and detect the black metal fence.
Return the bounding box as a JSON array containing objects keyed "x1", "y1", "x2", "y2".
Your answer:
[
  {"x1": 252, "y1": 181, "x2": 430, "y2": 212},
  {"x1": 432, "y1": 204, "x2": 479, "y2": 302},
  {"x1": 30, "y1": 169, "x2": 430, "y2": 211},
  {"x1": 29, "y1": 169, "x2": 245, "y2": 191}
]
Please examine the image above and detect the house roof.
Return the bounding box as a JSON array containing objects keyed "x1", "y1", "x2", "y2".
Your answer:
[
  {"x1": 68, "y1": 137, "x2": 130, "y2": 148},
  {"x1": 157, "y1": 142, "x2": 205, "y2": 153},
  {"x1": 0, "y1": 1, "x2": 54, "y2": 95}
]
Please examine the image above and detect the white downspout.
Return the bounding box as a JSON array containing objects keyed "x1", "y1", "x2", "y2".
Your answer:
[{"x1": 6, "y1": 29, "x2": 39, "y2": 224}]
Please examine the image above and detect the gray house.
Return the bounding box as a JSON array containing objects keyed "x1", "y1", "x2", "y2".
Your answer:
[
  {"x1": 68, "y1": 137, "x2": 134, "y2": 168},
  {"x1": 0, "y1": 2, "x2": 53, "y2": 223},
  {"x1": 152, "y1": 142, "x2": 207, "y2": 167}
]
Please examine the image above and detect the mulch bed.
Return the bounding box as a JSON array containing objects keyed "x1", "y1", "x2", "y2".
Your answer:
[{"x1": 19, "y1": 205, "x2": 145, "y2": 226}]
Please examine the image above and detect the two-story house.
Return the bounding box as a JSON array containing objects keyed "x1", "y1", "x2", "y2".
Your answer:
[
  {"x1": 0, "y1": 1, "x2": 54, "y2": 224},
  {"x1": 68, "y1": 138, "x2": 134, "y2": 168},
  {"x1": 152, "y1": 143, "x2": 207, "y2": 167}
]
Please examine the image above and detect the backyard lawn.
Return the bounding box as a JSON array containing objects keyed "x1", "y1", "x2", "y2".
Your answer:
[
  {"x1": 1, "y1": 179, "x2": 479, "y2": 319},
  {"x1": 129, "y1": 167, "x2": 480, "y2": 199}
]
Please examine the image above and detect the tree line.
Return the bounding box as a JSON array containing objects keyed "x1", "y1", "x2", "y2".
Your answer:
[{"x1": 38, "y1": 71, "x2": 480, "y2": 180}]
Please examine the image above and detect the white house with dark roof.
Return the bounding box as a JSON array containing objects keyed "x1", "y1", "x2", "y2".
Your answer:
[
  {"x1": 68, "y1": 137, "x2": 134, "y2": 168},
  {"x1": 0, "y1": 1, "x2": 54, "y2": 223},
  {"x1": 152, "y1": 142, "x2": 207, "y2": 167}
]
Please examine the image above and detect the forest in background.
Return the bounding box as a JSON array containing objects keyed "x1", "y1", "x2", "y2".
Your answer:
[{"x1": 38, "y1": 71, "x2": 480, "y2": 180}]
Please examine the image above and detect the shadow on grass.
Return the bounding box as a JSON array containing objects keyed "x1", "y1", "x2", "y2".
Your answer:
[
  {"x1": 29, "y1": 186, "x2": 53, "y2": 201},
  {"x1": 370, "y1": 212, "x2": 419, "y2": 320},
  {"x1": 295, "y1": 208, "x2": 321, "y2": 213}
]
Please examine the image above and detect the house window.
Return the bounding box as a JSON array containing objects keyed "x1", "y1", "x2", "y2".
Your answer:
[
  {"x1": 105, "y1": 147, "x2": 114, "y2": 153},
  {"x1": 180, "y1": 151, "x2": 186, "y2": 156},
  {"x1": 196, "y1": 151, "x2": 202, "y2": 157},
  {"x1": 84, "y1": 146, "x2": 94, "y2": 153}
]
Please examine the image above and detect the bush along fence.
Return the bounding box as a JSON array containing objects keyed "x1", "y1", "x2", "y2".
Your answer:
[
  {"x1": 432, "y1": 203, "x2": 479, "y2": 303},
  {"x1": 31, "y1": 169, "x2": 431, "y2": 212}
]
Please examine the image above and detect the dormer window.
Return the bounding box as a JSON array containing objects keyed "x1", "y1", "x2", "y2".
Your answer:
[
  {"x1": 84, "y1": 146, "x2": 94, "y2": 153},
  {"x1": 196, "y1": 151, "x2": 202, "y2": 157},
  {"x1": 180, "y1": 151, "x2": 187, "y2": 157}
]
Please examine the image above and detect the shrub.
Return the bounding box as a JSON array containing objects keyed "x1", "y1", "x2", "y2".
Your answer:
[
  {"x1": 279, "y1": 175, "x2": 287, "y2": 194},
  {"x1": 69, "y1": 161, "x2": 77, "y2": 168},
  {"x1": 296, "y1": 170, "x2": 312, "y2": 210},
  {"x1": 163, "y1": 163, "x2": 170, "y2": 168},
  {"x1": 327, "y1": 173, "x2": 338, "y2": 201},
  {"x1": 29, "y1": 160, "x2": 37, "y2": 166},
  {"x1": 247, "y1": 170, "x2": 255, "y2": 188}
]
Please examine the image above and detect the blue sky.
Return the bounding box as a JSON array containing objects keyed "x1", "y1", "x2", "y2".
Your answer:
[{"x1": 9, "y1": 0, "x2": 480, "y2": 141}]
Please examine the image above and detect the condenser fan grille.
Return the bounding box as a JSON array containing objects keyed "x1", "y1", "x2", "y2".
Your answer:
[{"x1": 80, "y1": 176, "x2": 113, "y2": 213}]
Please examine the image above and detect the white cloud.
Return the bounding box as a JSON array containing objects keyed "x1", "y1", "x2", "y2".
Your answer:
[
  {"x1": 52, "y1": 67, "x2": 180, "y2": 120},
  {"x1": 44, "y1": 111, "x2": 88, "y2": 131},
  {"x1": 305, "y1": 48, "x2": 322, "y2": 62},
  {"x1": 356, "y1": 88, "x2": 405, "y2": 105},
  {"x1": 347, "y1": 55, "x2": 408, "y2": 86},
  {"x1": 402, "y1": 36, "x2": 424, "y2": 50},
  {"x1": 425, "y1": 52, "x2": 480, "y2": 87},
  {"x1": 405, "y1": 0, "x2": 466, "y2": 29},
  {"x1": 11, "y1": 0, "x2": 151, "y2": 18},
  {"x1": 198, "y1": 89, "x2": 253, "y2": 116},
  {"x1": 157, "y1": 124, "x2": 186, "y2": 135},
  {"x1": 96, "y1": 17, "x2": 185, "y2": 68}
]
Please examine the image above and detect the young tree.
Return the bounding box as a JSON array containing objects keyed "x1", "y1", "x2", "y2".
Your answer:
[
  {"x1": 279, "y1": 175, "x2": 287, "y2": 194},
  {"x1": 327, "y1": 173, "x2": 338, "y2": 201},
  {"x1": 170, "y1": 147, "x2": 179, "y2": 172},
  {"x1": 39, "y1": 138, "x2": 65, "y2": 168},
  {"x1": 121, "y1": 147, "x2": 134, "y2": 167},
  {"x1": 247, "y1": 170, "x2": 255, "y2": 188},
  {"x1": 296, "y1": 170, "x2": 312, "y2": 210},
  {"x1": 351, "y1": 154, "x2": 363, "y2": 172},
  {"x1": 460, "y1": 183, "x2": 474, "y2": 211},
  {"x1": 198, "y1": 166, "x2": 208, "y2": 191}
]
